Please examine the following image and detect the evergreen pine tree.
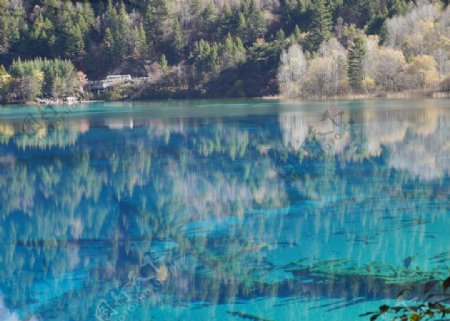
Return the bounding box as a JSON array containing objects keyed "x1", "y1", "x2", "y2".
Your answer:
[
  {"x1": 133, "y1": 24, "x2": 147, "y2": 60},
  {"x1": 105, "y1": 0, "x2": 118, "y2": 29},
  {"x1": 202, "y1": 3, "x2": 217, "y2": 25},
  {"x1": 246, "y1": 0, "x2": 267, "y2": 41},
  {"x1": 223, "y1": 34, "x2": 237, "y2": 68},
  {"x1": 234, "y1": 37, "x2": 246, "y2": 64},
  {"x1": 209, "y1": 43, "x2": 221, "y2": 75},
  {"x1": 0, "y1": 64, "x2": 11, "y2": 90},
  {"x1": 65, "y1": 25, "x2": 84, "y2": 59},
  {"x1": 154, "y1": 0, "x2": 170, "y2": 18},
  {"x1": 190, "y1": 39, "x2": 212, "y2": 79},
  {"x1": 189, "y1": 0, "x2": 202, "y2": 16},
  {"x1": 347, "y1": 34, "x2": 367, "y2": 92},
  {"x1": 29, "y1": 15, "x2": 54, "y2": 56},
  {"x1": 102, "y1": 27, "x2": 115, "y2": 66},
  {"x1": 144, "y1": 4, "x2": 157, "y2": 46},
  {"x1": 80, "y1": 2, "x2": 95, "y2": 31},
  {"x1": 0, "y1": 0, "x2": 22, "y2": 53},
  {"x1": 144, "y1": 0, "x2": 171, "y2": 48},
  {"x1": 9, "y1": 57, "x2": 24, "y2": 78},
  {"x1": 171, "y1": 18, "x2": 184, "y2": 62},
  {"x1": 224, "y1": 34, "x2": 234, "y2": 55},
  {"x1": 160, "y1": 54, "x2": 169, "y2": 74},
  {"x1": 306, "y1": 0, "x2": 332, "y2": 52},
  {"x1": 237, "y1": 12, "x2": 247, "y2": 39},
  {"x1": 217, "y1": 4, "x2": 233, "y2": 37},
  {"x1": 276, "y1": 29, "x2": 286, "y2": 43},
  {"x1": 293, "y1": 25, "x2": 302, "y2": 43},
  {"x1": 115, "y1": 2, "x2": 130, "y2": 58},
  {"x1": 235, "y1": 37, "x2": 245, "y2": 54},
  {"x1": 0, "y1": 6, "x2": 10, "y2": 53}
]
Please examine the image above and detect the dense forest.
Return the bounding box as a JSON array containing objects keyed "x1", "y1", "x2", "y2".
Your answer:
[{"x1": 0, "y1": 0, "x2": 449, "y2": 102}]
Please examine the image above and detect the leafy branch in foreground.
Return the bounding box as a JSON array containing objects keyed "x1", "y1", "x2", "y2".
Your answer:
[{"x1": 361, "y1": 277, "x2": 450, "y2": 321}]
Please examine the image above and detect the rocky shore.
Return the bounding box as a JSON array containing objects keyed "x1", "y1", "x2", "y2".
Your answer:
[{"x1": 34, "y1": 97, "x2": 81, "y2": 105}]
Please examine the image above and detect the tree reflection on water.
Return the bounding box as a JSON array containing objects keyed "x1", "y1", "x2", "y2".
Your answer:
[{"x1": 0, "y1": 101, "x2": 448, "y2": 321}]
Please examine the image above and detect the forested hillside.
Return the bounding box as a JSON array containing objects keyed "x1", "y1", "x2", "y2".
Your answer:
[{"x1": 0, "y1": 0, "x2": 449, "y2": 102}]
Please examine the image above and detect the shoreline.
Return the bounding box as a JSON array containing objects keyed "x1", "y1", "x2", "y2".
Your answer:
[
  {"x1": 0, "y1": 92, "x2": 449, "y2": 107},
  {"x1": 33, "y1": 97, "x2": 105, "y2": 105},
  {"x1": 260, "y1": 90, "x2": 450, "y2": 101}
]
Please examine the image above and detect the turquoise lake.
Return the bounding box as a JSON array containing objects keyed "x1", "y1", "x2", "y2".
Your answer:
[{"x1": 0, "y1": 99, "x2": 449, "y2": 321}]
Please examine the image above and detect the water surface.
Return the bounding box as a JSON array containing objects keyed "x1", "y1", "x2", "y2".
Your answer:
[{"x1": 0, "y1": 99, "x2": 449, "y2": 321}]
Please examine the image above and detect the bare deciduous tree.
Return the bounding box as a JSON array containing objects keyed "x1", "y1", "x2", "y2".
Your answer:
[
  {"x1": 386, "y1": 0, "x2": 439, "y2": 50},
  {"x1": 277, "y1": 44, "x2": 307, "y2": 98},
  {"x1": 319, "y1": 38, "x2": 347, "y2": 96}
]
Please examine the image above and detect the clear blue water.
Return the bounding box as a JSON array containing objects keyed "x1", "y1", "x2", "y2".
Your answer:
[{"x1": 0, "y1": 99, "x2": 449, "y2": 321}]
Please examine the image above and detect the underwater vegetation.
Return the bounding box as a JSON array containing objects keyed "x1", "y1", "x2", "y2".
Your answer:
[{"x1": 362, "y1": 277, "x2": 450, "y2": 321}]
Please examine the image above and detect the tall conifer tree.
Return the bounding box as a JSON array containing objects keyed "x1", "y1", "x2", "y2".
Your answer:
[
  {"x1": 347, "y1": 34, "x2": 367, "y2": 92},
  {"x1": 306, "y1": 0, "x2": 332, "y2": 52}
]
